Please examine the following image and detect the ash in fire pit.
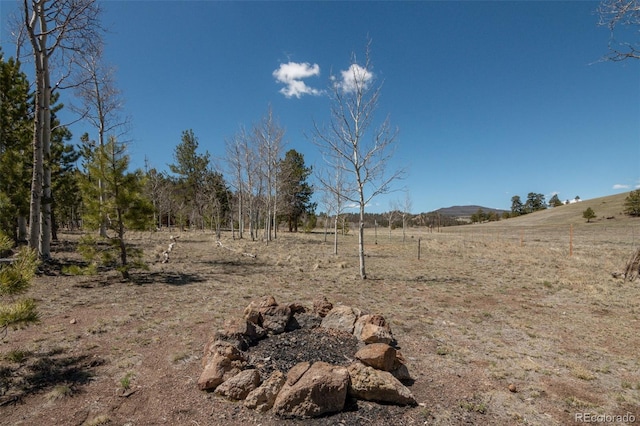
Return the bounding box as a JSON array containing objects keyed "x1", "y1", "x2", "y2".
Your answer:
[{"x1": 246, "y1": 327, "x2": 361, "y2": 379}]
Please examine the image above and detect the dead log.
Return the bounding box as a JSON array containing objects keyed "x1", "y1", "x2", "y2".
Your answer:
[{"x1": 216, "y1": 241, "x2": 256, "y2": 258}]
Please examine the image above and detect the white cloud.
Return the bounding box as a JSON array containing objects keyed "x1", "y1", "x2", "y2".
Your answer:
[
  {"x1": 613, "y1": 184, "x2": 630, "y2": 189},
  {"x1": 336, "y1": 63, "x2": 374, "y2": 93},
  {"x1": 273, "y1": 62, "x2": 322, "y2": 98}
]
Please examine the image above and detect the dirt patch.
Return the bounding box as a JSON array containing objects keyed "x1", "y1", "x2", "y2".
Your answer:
[{"x1": 1, "y1": 225, "x2": 640, "y2": 425}]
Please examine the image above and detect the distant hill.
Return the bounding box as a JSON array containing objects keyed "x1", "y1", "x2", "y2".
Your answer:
[
  {"x1": 471, "y1": 192, "x2": 636, "y2": 228},
  {"x1": 432, "y1": 205, "x2": 508, "y2": 218}
]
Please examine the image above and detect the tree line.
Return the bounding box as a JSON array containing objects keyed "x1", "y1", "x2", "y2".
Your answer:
[{"x1": 1, "y1": 2, "x2": 404, "y2": 281}]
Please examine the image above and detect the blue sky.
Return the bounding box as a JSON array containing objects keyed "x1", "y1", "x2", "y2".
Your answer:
[{"x1": 1, "y1": 0, "x2": 639, "y2": 213}]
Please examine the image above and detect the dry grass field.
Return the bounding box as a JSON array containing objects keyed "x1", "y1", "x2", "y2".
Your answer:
[{"x1": 1, "y1": 193, "x2": 639, "y2": 425}]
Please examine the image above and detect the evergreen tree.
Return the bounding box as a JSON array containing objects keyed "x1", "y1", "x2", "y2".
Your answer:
[
  {"x1": 549, "y1": 194, "x2": 563, "y2": 207},
  {"x1": 511, "y1": 195, "x2": 524, "y2": 217},
  {"x1": 0, "y1": 51, "x2": 32, "y2": 242},
  {"x1": 203, "y1": 169, "x2": 231, "y2": 237},
  {"x1": 0, "y1": 233, "x2": 39, "y2": 337},
  {"x1": 524, "y1": 192, "x2": 547, "y2": 213},
  {"x1": 624, "y1": 189, "x2": 640, "y2": 217},
  {"x1": 278, "y1": 149, "x2": 315, "y2": 232},
  {"x1": 49, "y1": 94, "x2": 80, "y2": 239},
  {"x1": 80, "y1": 136, "x2": 153, "y2": 280},
  {"x1": 169, "y1": 130, "x2": 210, "y2": 229},
  {"x1": 583, "y1": 207, "x2": 597, "y2": 223}
]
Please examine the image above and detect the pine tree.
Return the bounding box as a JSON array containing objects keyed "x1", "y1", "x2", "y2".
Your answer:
[
  {"x1": 169, "y1": 130, "x2": 211, "y2": 229},
  {"x1": 0, "y1": 233, "x2": 39, "y2": 337},
  {"x1": 0, "y1": 51, "x2": 33, "y2": 242},
  {"x1": 624, "y1": 190, "x2": 640, "y2": 217},
  {"x1": 549, "y1": 194, "x2": 563, "y2": 207},
  {"x1": 583, "y1": 207, "x2": 597, "y2": 223},
  {"x1": 278, "y1": 149, "x2": 315, "y2": 232},
  {"x1": 80, "y1": 136, "x2": 154, "y2": 280}
]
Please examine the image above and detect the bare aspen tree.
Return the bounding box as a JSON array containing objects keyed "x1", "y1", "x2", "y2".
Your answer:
[
  {"x1": 254, "y1": 106, "x2": 285, "y2": 242},
  {"x1": 241, "y1": 128, "x2": 260, "y2": 240},
  {"x1": 312, "y1": 42, "x2": 404, "y2": 279},
  {"x1": 598, "y1": 0, "x2": 640, "y2": 61},
  {"x1": 17, "y1": 0, "x2": 103, "y2": 259},
  {"x1": 402, "y1": 192, "x2": 413, "y2": 244},
  {"x1": 386, "y1": 202, "x2": 399, "y2": 241},
  {"x1": 225, "y1": 128, "x2": 248, "y2": 239},
  {"x1": 73, "y1": 45, "x2": 129, "y2": 238},
  {"x1": 316, "y1": 164, "x2": 349, "y2": 255}
]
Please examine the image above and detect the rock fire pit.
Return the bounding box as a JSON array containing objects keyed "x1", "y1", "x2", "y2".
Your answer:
[{"x1": 198, "y1": 295, "x2": 417, "y2": 419}]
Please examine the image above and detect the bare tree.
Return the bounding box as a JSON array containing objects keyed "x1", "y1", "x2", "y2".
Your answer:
[
  {"x1": 17, "y1": 0, "x2": 103, "y2": 259},
  {"x1": 386, "y1": 201, "x2": 399, "y2": 241},
  {"x1": 225, "y1": 128, "x2": 248, "y2": 239},
  {"x1": 73, "y1": 44, "x2": 129, "y2": 237},
  {"x1": 312, "y1": 42, "x2": 404, "y2": 279},
  {"x1": 316, "y1": 164, "x2": 349, "y2": 255},
  {"x1": 254, "y1": 106, "x2": 285, "y2": 242},
  {"x1": 401, "y1": 191, "x2": 413, "y2": 244},
  {"x1": 598, "y1": 0, "x2": 640, "y2": 61}
]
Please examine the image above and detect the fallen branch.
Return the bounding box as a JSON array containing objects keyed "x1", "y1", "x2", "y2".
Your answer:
[
  {"x1": 215, "y1": 240, "x2": 256, "y2": 258},
  {"x1": 161, "y1": 235, "x2": 179, "y2": 264}
]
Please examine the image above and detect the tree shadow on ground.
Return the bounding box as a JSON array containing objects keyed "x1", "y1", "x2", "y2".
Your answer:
[
  {"x1": 132, "y1": 271, "x2": 207, "y2": 286},
  {"x1": 0, "y1": 347, "x2": 102, "y2": 405}
]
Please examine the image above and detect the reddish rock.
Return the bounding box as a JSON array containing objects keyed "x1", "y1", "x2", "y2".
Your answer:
[
  {"x1": 347, "y1": 362, "x2": 416, "y2": 406},
  {"x1": 354, "y1": 343, "x2": 397, "y2": 371},
  {"x1": 214, "y1": 369, "x2": 261, "y2": 400},
  {"x1": 353, "y1": 314, "x2": 395, "y2": 345},
  {"x1": 273, "y1": 361, "x2": 350, "y2": 418},
  {"x1": 244, "y1": 370, "x2": 286, "y2": 412}
]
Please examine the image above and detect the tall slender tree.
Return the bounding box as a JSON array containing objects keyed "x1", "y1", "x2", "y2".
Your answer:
[
  {"x1": 0, "y1": 50, "x2": 32, "y2": 242},
  {"x1": 73, "y1": 44, "x2": 129, "y2": 237},
  {"x1": 17, "y1": 0, "x2": 103, "y2": 260},
  {"x1": 312, "y1": 41, "x2": 403, "y2": 279},
  {"x1": 254, "y1": 106, "x2": 285, "y2": 241},
  {"x1": 278, "y1": 149, "x2": 315, "y2": 232},
  {"x1": 169, "y1": 130, "x2": 211, "y2": 230}
]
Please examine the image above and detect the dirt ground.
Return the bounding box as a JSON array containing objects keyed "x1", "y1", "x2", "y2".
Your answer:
[{"x1": 1, "y1": 220, "x2": 639, "y2": 425}]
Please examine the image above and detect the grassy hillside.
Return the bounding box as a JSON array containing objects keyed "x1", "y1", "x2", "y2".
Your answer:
[{"x1": 482, "y1": 192, "x2": 633, "y2": 228}]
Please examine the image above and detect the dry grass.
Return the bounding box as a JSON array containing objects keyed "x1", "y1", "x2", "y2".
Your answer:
[{"x1": 0, "y1": 193, "x2": 639, "y2": 425}]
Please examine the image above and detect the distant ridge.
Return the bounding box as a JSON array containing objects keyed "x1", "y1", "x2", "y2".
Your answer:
[{"x1": 432, "y1": 205, "x2": 507, "y2": 218}]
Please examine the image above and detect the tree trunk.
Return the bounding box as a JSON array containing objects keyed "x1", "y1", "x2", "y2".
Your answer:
[
  {"x1": 358, "y1": 207, "x2": 366, "y2": 279},
  {"x1": 40, "y1": 59, "x2": 52, "y2": 259},
  {"x1": 333, "y1": 215, "x2": 338, "y2": 255}
]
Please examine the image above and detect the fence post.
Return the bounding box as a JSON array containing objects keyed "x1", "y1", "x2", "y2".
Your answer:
[{"x1": 418, "y1": 238, "x2": 421, "y2": 260}]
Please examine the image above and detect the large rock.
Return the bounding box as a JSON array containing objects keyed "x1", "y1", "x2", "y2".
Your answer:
[
  {"x1": 215, "y1": 318, "x2": 266, "y2": 350},
  {"x1": 198, "y1": 341, "x2": 247, "y2": 391},
  {"x1": 243, "y1": 296, "x2": 291, "y2": 335},
  {"x1": 347, "y1": 362, "x2": 416, "y2": 406},
  {"x1": 201, "y1": 340, "x2": 246, "y2": 368},
  {"x1": 354, "y1": 343, "x2": 398, "y2": 372},
  {"x1": 321, "y1": 305, "x2": 361, "y2": 334},
  {"x1": 244, "y1": 370, "x2": 286, "y2": 412},
  {"x1": 353, "y1": 314, "x2": 395, "y2": 345},
  {"x1": 272, "y1": 361, "x2": 350, "y2": 418},
  {"x1": 261, "y1": 304, "x2": 292, "y2": 334},
  {"x1": 214, "y1": 369, "x2": 261, "y2": 400},
  {"x1": 244, "y1": 296, "x2": 278, "y2": 324}
]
